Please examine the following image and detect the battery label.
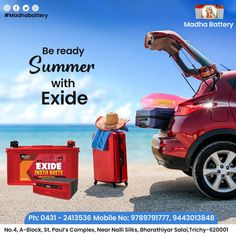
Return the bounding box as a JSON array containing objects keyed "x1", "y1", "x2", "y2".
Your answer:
[
  {"x1": 34, "y1": 169, "x2": 64, "y2": 176},
  {"x1": 32, "y1": 162, "x2": 64, "y2": 177},
  {"x1": 20, "y1": 160, "x2": 35, "y2": 181},
  {"x1": 36, "y1": 162, "x2": 62, "y2": 170}
]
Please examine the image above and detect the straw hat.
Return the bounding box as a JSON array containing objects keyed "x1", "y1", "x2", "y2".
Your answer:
[{"x1": 95, "y1": 112, "x2": 129, "y2": 131}]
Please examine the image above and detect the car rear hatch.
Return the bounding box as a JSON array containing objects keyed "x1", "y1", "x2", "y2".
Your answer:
[{"x1": 144, "y1": 30, "x2": 219, "y2": 81}]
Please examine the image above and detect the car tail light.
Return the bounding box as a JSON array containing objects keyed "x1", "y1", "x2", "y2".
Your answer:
[{"x1": 175, "y1": 102, "x2": 213, "y2": 116}]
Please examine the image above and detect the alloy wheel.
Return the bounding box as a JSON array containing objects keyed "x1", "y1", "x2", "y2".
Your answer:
[{"x1": 203, "y1": 150, "x2": 236, "y2": 193}]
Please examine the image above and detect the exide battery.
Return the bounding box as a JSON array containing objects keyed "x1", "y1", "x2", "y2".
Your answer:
[
  {"x1": 33, "y1": 178, "x2": 78, "y2": 200},
  {"x1": 6, "y1": 140, "x2": 79, "y2": 185}
]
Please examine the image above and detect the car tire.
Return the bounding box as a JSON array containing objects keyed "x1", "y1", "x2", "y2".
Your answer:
[
  {"x1": 192, "y1": 141, "x2": 236, "y2": 199},
  {"x1": 182, "y1": 169, "x2": 192, "y2": 176}
]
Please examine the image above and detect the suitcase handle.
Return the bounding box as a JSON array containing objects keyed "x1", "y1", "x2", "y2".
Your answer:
[
  {"x1": 138, "y1": 123, "x2": 148, "y2": 128},
  {"x1": 117, "y1": 132, "x2": 124, "y2": 183},
  {"x1": 138, "y1": 118, "x2": 148, "y2": 121},
  {"x1": 20, "y1": 154, "x2": 32, "y2": 160}
]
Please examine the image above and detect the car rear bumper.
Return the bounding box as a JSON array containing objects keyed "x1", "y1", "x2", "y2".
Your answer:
[{"x1": 151, "y1": 132, "x2": 190, "y2": 171}]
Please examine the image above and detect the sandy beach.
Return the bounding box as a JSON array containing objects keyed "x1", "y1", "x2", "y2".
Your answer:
[{"x1": 0, "y1": 164, "x2": 236, "y2": 224}]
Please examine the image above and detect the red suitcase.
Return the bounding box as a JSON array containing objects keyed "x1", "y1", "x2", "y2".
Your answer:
[{"x1": 93, "y1": 131, "x2": 128, "y2": 187}]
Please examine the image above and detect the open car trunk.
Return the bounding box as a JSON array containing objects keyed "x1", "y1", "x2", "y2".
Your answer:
[
  {"x1": 135, "y1": 30, "x2": 220, "y2": 131},
  {"x1": 144, "y1": 30, "x2": 219, "y2": 81}
]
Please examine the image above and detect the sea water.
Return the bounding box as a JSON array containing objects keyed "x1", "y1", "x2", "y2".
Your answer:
[{"x1": 0, "y1": 125, "x2": 157, "y2": 169}]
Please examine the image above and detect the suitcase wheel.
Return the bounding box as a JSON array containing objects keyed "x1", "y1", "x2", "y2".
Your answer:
[
  {"x1": 94, "y1": 180, "x2": 97, "y2": 185},
  {"x1": 112, "y1": 183, "x2": 116, "y2": 188},
  {"x1": 124, "y1": 181, "x2": 128, "y2": 186}
]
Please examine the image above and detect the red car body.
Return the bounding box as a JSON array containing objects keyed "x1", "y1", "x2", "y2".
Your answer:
[
  {"x1": 145, "y1": 30, "x2": 236, "y2": 199},
  {"x1": 152, "y1": 71, "x2": 236, "y2": 171}
]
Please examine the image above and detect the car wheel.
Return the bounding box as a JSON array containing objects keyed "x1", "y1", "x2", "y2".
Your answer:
[
  {"x1": 193, "y1": 141, "x2": 236, "y2": 199},
  {"x1": 182, "y1": 169, "x2": 192, "y2": 176}
]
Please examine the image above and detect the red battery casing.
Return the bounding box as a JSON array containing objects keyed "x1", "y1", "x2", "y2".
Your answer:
[
  {"x1": 6, "y1": 141, "x2": 79, "y2": 185},
  {"x1": 33, "y1": 178, "x2": 78, "y2": 200}
]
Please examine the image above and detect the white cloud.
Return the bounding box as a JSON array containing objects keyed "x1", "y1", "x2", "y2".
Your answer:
[
  {"x1": 0, "y1": 70, "x2": 50, "y2": 100},
  {"x1": 0, "y1": 70, "x2": 136, "y2": 124},
  {"x1": 41, "y1": 104, "x2": 68, "y2": 120},
  {"x1": 1, "y1": 104, "x2": 15, "y2": 117},
  {"x1": 0, "y1": 100, "x2": 135, "y2": 124},
  {"x1": 17, "y1": 104, "x2": 38, "y2": 122},
  {"x1": 88, "y1": 89, "x2": 107, "y2": 100},
  {"x1": 0, "y1": 71, "x2": 95, "y2": 102},
  {"x1": 73, "y1": 75, "x2": 91, "y2": 91},
  {"x1": 115, "y1": 102, "x2": 132, "y2": 120}
]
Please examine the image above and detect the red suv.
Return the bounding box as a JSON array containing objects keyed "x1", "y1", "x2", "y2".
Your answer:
[{"x1": 146, "y1": 31, "x2": 236, "y2": 199}]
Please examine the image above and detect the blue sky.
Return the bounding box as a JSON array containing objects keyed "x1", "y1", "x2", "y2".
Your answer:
[{"x1": 0, "y1": 0, "x2": 235, "y2": 123}]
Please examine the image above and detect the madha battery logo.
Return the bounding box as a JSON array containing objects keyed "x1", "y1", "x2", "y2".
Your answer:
[
  {"x1": 184, "y1": 4, "x2": 233, "y2": 29},
  {"x1": 195, "y1": 4, "x2": 224, "y2": 19}
]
